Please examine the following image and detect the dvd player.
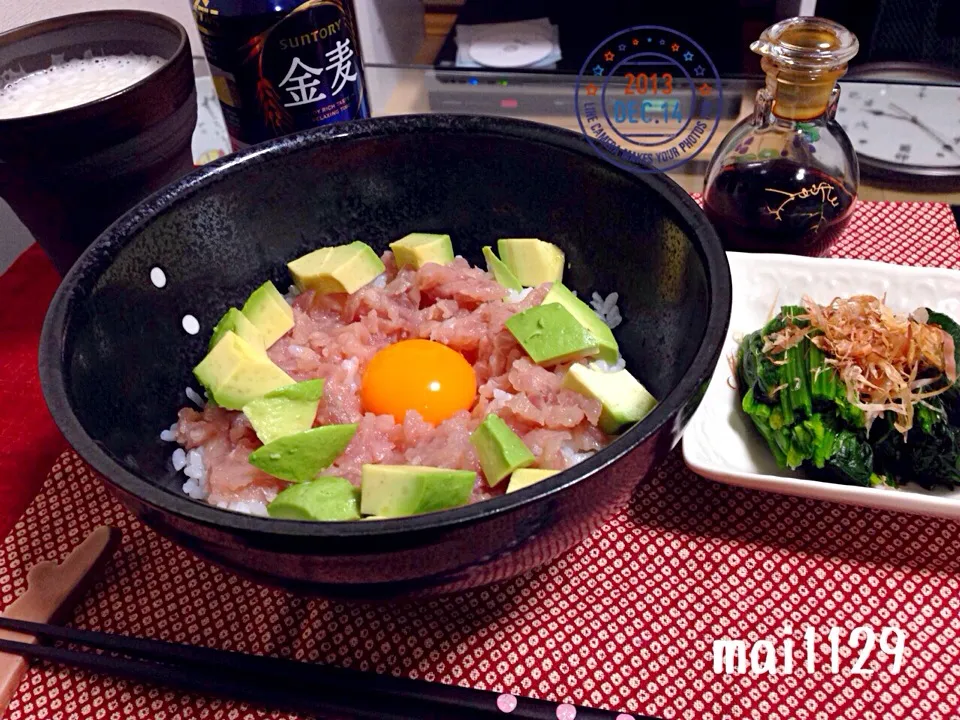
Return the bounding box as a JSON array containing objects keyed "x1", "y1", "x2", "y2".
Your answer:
[{"x1": 425, "y1": 69, "x2": 742, "y2": 119}]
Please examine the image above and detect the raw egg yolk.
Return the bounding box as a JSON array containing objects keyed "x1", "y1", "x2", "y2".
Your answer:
[{"x1": 361, "y1": 339, "x2": 477, "y2": 425}]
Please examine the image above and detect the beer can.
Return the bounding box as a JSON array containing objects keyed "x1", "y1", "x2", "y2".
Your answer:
[{"x1": 191, "y1": 0, "x2": 369, "y2": 149}]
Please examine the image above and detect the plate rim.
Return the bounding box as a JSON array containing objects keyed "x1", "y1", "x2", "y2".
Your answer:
[{"x1": 681, "y1": 251, "x2": 960, "y2": 519}]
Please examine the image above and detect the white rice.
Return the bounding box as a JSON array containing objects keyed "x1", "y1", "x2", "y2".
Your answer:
[
  {"x1": 488, "y1": 388, "x2": 516, "y2": 412},
  {"x1": 561, "y1": 446, "x2": 595, "y2": 466},
  {"x1": 185, "y1": 387, "x2": 205, "y2": 407},
  {"x1": 183, "y1": 449, "x2": 205, "y2": 479},
  {"x1": 214, "y1": 498, "x2": 271, "y2": 517},
  {"x1": 164, "y1": 417, "x2": 210, "y2": 501},
  {"x1": 283, "y1": 284, "x2": 301, "y2": 302},
  {"x1": 505, "y1": 287, "x2": 533, "y2": 304},
  {"x1": 181, "y1": 477, "x2": 205, "y2": 500},
  {"x1": 370, "y1": 273, "x2": 387, "y2": 289},
  {"x1": 591, "y1": 357, "x2": 626, "y2": 373},
  {"x1": 171, "y1": 444, "x2": 272, "y2": 517},
  {"x1": 179, "y1": 448, "x2": 208, "y2": 499},
  {"x1": 590, "y1": 291, "x2": 622, "y2": 329},
  {"x1": 159, "y1": 422, "x2": 177, "y2": 442}
]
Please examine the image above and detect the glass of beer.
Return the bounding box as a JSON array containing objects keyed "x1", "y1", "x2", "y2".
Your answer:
[{"x1": 0, "y1": 11, "x2": 197, "y2": 275}]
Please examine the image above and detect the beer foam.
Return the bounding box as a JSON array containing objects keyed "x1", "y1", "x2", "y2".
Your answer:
[{"x1": 0, "y1": 53, "x2": 165, "y2": 119}]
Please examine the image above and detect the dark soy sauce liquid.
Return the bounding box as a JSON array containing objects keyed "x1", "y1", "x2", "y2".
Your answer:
[{"x1": 703, "y1": 159, "x2": 856, "y2": 256}]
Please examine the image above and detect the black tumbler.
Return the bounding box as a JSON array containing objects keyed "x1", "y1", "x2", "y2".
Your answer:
[{"x1": 0, "y1": 11, "x2": 197, "y2": 275}]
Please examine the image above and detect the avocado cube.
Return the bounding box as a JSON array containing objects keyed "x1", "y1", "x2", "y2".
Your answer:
[
  {"x1": 287, "y1": 241, "x2": 385, "y2": 295},
  {"x1": 542, "y1": 282, "x2": 620, "y2": 364},
  {"x1": 482, "y1": 246, "x2": 522, "y2": 291},
  {"x1": 210, "y1": 307, "x2": 266, "y2": 354},
  {"x1": 241, "y1": 281, "x2": 294, "y2": 348},
  {"x1": 505, "y1": 304, "x2": 600, "y2": 365},
  {"x1": 267, "y1": 476, "x2": 360, "y2": 521},
  {"x1": 193, "y1": 331, "x2": 294, "y2": 410},
  {"x1": 497, "y1": 238, "x2": 564, "y2": 287},
  {"x1": 264, "y1": 378, "x2": 325, "y2": 402},
  {"x1": 360, "y1": 464, "x2": 475, "y2": 517},
  {"x1": 248, "y1": 424, "x2": 358, "y2": 483},
  {"x1": 561, "y1": 363, "x2": 657, "y2": 434},
  {"x1": 390, "y1": 233, "x2": 454, "y2": 269},
  {"x1": 242, "y1": 379, "x2": 324, "y2": 445},
  {"x1": 506, "y1": 468, "x2": 558, "y2": 493},
  {"x1": 469, "y1": 414, "x2": 535, "y2": 486}
]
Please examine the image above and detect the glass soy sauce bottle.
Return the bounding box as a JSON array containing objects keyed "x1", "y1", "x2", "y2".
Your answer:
[{"x1": 703, "y1": 17, "x2": 859, "y2": 256}]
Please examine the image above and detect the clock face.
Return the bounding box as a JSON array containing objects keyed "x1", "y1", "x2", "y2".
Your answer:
[{"x1": 837, "y1": 81, "x2": 960, "y2": 172}]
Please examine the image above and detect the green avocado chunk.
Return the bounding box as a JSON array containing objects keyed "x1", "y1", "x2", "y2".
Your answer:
[
  {"x1": 241, "y1": 281, "x2": 294, "y2": 348},
  {"x1": 242, "y1": 379, "x2": 324, "y2": 445},
  {"x1": 469, "y1": 413, "x2": 535, "y2": 485},
  {"x1": 193, "y1": 331, "x2": 294, "y2": 410},
  {"x1": 264, "y1": 378, "x2": 326, "y2": 402},
  {"x1": 287, "y1": 241, "x2": 385, "y2": 295},
  {"x1": 497, "y1": 238, "x2": 564, "y2": 287},
  {"x1": 360, "y1": 464, "x2": 475, "y2": 517},
  {"x1": 390, "y1": 233, "x2": 454, "y2": 269},
  {"x1": 562, "y1": 363, "x2": 657, "y2": 434},
  {"x1": 267, "y1": 476, "x2": 360, "y2": 521},
  {"x1": 482, "y1": 246, "x2": 522, "y2": 292},
  {"x1": 542, "y1": 282, "x2": 620, "y2": 364},
  {"x1": 505, "y1": 303, "x2": 600, "y2": 365},
  {"x1": 248, "y1": 424, "x2": 358, "y2": 483},
  {"x1": 209, "y1": 307, "x2": 265, "y2": 354},
  {"x1": 506, "y1": 468, "x2": 558, "y2": 493}
]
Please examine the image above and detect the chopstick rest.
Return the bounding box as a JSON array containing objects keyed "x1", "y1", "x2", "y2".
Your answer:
[{"x1": 0, "y1": 526, "x2": 120, "y2": 714}]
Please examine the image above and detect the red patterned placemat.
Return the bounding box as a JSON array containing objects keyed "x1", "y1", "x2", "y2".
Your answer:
[
  {"x1": 2, "y1": 450, "x2": 959, "y2": 720},
  {"x1": 827, "y1": 201, "x2": 960, "y2": 267},
  {"x1": 1, "y1": 201, "x2": 959, "y2": 720}
]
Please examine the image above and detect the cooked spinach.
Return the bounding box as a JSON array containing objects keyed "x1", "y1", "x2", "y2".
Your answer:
[{"x1": 735, "y1": 305, "x2": 960, "y2": 492}]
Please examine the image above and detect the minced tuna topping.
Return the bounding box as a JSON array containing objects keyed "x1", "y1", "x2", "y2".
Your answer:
[{"x1": 174, "y1": 253, "x2": 609, "y2": 510}]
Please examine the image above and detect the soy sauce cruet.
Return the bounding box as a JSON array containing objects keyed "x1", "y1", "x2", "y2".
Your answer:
[{"x1": 703, "y1": 17, "x2": 860, "y2": 256}]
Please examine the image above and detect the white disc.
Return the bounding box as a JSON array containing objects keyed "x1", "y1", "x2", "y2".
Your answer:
[{"x1": 465, "y1": 27, "x2": 554, "y2": 69}]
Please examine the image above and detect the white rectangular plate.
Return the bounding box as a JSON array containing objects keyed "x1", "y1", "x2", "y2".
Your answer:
[{"x1": 682, "y1": 252, "x2": 960, "y2": 520}]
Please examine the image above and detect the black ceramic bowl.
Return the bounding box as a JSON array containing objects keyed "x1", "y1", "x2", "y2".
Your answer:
[{"x1": 40, "y1": 115, "x2": 730, "y2": 597}]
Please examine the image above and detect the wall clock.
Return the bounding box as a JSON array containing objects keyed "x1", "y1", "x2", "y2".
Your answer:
[{"x1": 837, "y1": 62, "x2": 960, "y2": 188}]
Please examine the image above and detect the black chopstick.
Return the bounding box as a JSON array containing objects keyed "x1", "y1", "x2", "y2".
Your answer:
[{"x1": 0, "y1": 618, "x2": 662, "y2": 720}]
